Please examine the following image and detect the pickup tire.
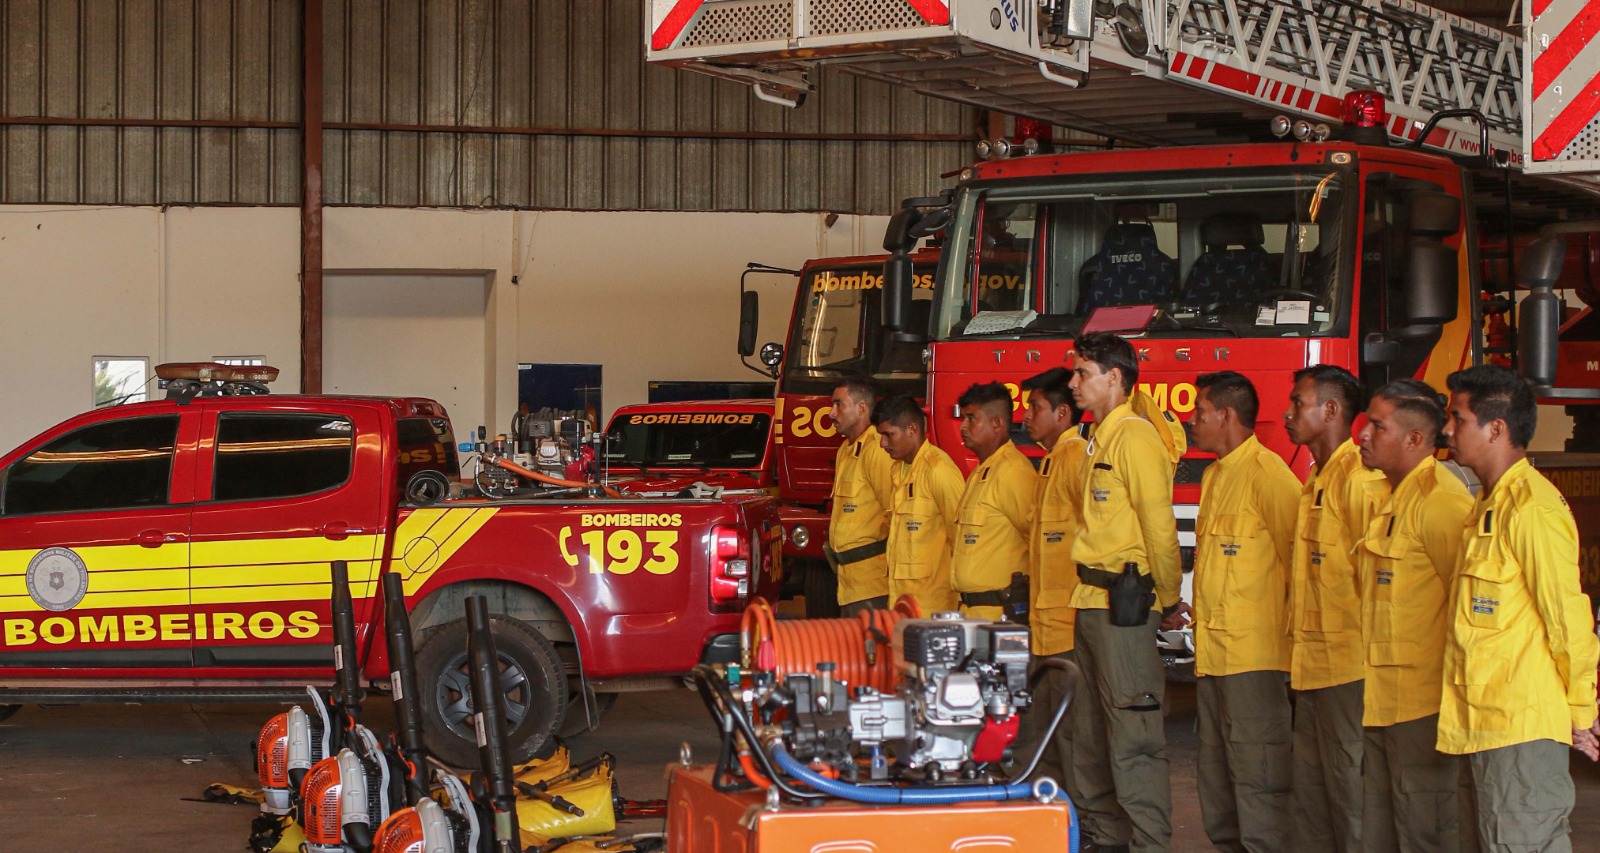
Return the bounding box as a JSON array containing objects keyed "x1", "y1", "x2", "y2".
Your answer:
[
  {"x1": 0, "y1": 704, "x2": 18, "y2": 723},
  {"x1": 802, "y1": 559, "x2": 841, "y2": 619},
  {"x1": 415, "y1": 615, "x2": 568, "y2": 768}
]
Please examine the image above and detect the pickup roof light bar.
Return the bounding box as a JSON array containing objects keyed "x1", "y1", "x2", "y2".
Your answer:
[{"x1": 155, "y1": 362, "x2": 280, "y2": 384}]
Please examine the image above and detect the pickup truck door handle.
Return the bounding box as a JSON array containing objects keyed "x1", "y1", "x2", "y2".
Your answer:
[
  {"x1": 134, "y1": 530, "x2": 184, "y2": 548},
  {"x1": 319, "y1": 522, "x2": 367, "y2": 541}
]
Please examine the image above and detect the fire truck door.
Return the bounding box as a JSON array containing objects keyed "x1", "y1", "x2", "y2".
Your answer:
[
  {"x1": 188, "y1": 405, "x2": 385, "y2": 670},
  {"x1": 0, "y1": 411, "x2": 197, "y2": 668}
]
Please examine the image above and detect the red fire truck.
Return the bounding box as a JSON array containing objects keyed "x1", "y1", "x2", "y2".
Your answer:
[
  {"x1": 737, "y1": 252, "x2": 940, "y2": 615},
  {"x1": 0, "y1": 365, "x2": 781, "y2": 765}
]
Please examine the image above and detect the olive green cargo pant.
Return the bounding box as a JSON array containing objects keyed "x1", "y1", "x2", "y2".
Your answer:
[
  {"x1": 1071, "y1": 609, "x2": 1171, "y2": 852},
  {"x1": 1196, "y1": 670, "x2": 1292, "y2": 852},
  {"x1": 1013, "y1": 651, "x2": 1077, "y2": 796},
  {"x1": 1467, "y1": 739, "x2": 1576, "y2": 852},
  {"x1": 1291, "y1": 679, "x2": 1365, "y2": 852},
  {"x1": 1364, "y1": 714, "x2": 1473, "y2": 853}
]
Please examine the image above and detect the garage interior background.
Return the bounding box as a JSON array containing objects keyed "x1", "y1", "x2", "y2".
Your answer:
[
  {"x1": 0, "y1": 0, "x2": 1566, "y2": 453},
  {"x1": 0, "y1": 0, "x2": 976, "y2": 451}
]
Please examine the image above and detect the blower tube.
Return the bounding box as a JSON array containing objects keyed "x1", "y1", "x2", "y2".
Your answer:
[
  {"x1": 489, "y1": 456, "x2": 625, "y2": 499},
  {"x1": 331, "y1": 560, "x2": 364, "y2": 737},
  {"x1": 382, "y1": 572, "x2": 430, "y2": 808},
  {"x1": 465, "y1": 596, "x2": 520, "y2": 852}
]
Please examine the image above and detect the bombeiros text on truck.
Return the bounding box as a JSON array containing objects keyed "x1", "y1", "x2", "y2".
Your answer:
[{"x1": 0, "y1": 361, "x2": 780, "y2": 766}]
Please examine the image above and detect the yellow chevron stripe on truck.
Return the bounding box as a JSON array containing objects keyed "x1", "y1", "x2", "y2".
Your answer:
[{"x1": 389, "y1": 507, "x2": 499, "y2": 595}]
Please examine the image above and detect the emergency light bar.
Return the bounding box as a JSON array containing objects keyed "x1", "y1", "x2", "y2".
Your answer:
[{"x1": 156, "y1": 362, "x2": 280, "y2": 384}]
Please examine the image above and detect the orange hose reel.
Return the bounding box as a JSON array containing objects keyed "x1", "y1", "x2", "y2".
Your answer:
[{"x1": 739, "y1": 597, "x2": 922, "y2": 695}]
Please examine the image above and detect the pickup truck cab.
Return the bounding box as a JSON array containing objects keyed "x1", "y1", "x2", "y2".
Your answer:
[{"x1": 0, "y1": 367, "x2": 780, "y2": 765}]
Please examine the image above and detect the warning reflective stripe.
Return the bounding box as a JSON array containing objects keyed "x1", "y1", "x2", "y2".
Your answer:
[
  {"x1": 0, "y1": 544, "x2": 188, "y2": 612},
  {"x1": 1531, "y1": 0, "x2": 1600, "y2": 160},
  {"x1": 390, "y1": 508, "x2": 499, "y2": 594},
  {"x1": 0, "y1": 544, "x2": 184, "y2": 575}
]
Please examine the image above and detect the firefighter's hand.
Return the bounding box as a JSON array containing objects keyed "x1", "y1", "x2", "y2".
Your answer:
[
  {"x1": 1571, "y1": 725, "x2": 1599, "y2": 762},
  {"x1": 1160, "y1": 601, "x2": 1191, "y2": 631}
]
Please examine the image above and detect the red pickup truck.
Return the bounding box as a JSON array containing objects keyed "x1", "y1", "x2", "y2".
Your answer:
[{"x1": 0, "y1": 367, "x2": 780, "y2": 765}]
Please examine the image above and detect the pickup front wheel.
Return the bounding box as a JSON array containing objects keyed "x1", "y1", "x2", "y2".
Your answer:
[{"x1": 415, "y1": 614, "x2": 568, "y2": 769}]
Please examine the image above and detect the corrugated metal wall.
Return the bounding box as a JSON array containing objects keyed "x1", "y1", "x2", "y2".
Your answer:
[{"x1": 0, "y1": 0, "x2": 974, "y2": 214}]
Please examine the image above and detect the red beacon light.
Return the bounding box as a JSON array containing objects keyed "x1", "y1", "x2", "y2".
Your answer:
[
  {"x1": 1340, "y1": 89, "x2": 1391, "y2": 145},
  {"x1": 155, "y1": 361, "x2": 279, "y2": 402}
]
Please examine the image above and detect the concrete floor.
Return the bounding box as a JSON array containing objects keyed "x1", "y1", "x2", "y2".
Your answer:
[{"x1": 2, "y1": 684, "x2": 1600, "y2": 851}]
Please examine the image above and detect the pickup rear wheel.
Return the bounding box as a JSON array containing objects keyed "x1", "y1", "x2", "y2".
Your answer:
[
  {"x1": 415, "y1": 615, "x2": 568, "y2": 768},
  {"x1": 802, "y1": 560, "x2": 841, "y2": 619}
]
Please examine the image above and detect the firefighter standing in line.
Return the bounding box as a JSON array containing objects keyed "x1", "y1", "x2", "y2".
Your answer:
[
  {"x1": 1012, "y1": 366, "x2": 1088, "y2": 790},
  {"x1": 874, "y1": 394, "x2": 963, "y2": 615},
  {"x1": 1066, "y1": 332, "x2": 1184, "y2": 853},
  {"x1": 826, "y1": 376, "x2": 896, "y2": 617},
  {"x1": 1186, "y1": 371, "x2": 1299, "y2": 852},
  {"x1": 949, "y1": 381, "x2": 1037, "y2": 621},
  {"x1": 1440, "y1": 365, "x2": 1600, "y2": 852},
  {"x1": 1354, "y1": 378, "x2": 1475, "y2": 853},
  {"x1": 1282, "y1": 365, "x2": 1388, "y2": 853}
]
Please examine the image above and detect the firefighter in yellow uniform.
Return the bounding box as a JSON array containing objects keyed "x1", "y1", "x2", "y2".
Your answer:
[
  {"x1": 1354, "y1": 379, "x2": 1474, "y2": 853},
  {"x1": 1282, "y1": 365, "x2": 1389, "y2": 853},
  {"x1": 1441, "y1": 365, "x2": 1600, "y2": 852},
  {"x1": 1066, "y1": 332, "x2": 1185, "y2": 853},
  {"x1": 1012, "y1": 366, "x2": 1088, "y2": 788},
  {"x1": 873, "y1": 395, "x2": 962, "y2": 615},
  {"x1": 949, "y1": 382, "x2": 1037, "y2": 621},
  {"x1": 1187, "y1": 371, "x2": 1300, "y2": 852},
  {"x1": 826, "y1": 377, "x2": 896, "y2": 617}
]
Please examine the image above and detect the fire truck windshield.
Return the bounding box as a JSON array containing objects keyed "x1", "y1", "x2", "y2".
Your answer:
[
  {"x1": 931, "y1": 167, "x2": 1353, "y2": 342},
  {"x1": 605, "y1": 413, "x2": 772, "y2": 471},
  {"x1": 784, "y1": 263, "x2": 934, "y2": 397}
]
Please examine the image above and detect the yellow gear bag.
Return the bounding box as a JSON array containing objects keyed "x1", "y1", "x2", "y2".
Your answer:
[{"x1": 515, "y1": 761, "x2": 618, "y2": 845}]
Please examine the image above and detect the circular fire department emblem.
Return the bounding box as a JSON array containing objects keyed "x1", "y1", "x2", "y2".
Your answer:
[{"x1": 26, "y1": 547, "x2": 88, "y2": 612}]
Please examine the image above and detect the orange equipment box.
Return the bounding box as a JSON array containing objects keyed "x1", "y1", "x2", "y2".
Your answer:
[{"x1": 664, "y1": 763, "x2": 1075, "y2": 852}]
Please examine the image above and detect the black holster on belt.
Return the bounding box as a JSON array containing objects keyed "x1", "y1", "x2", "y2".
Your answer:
[
  {"x1": 823, "y1": 538, "x2": 888, "y2": 570},
  {"x1": 1079, "y1": 561, "x2": 1155, "y2": 627}
]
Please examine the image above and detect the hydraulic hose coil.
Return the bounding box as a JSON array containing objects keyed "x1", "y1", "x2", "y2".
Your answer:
[{"x1": 740, "y1": 597, "x2": 921, "y2": 694}]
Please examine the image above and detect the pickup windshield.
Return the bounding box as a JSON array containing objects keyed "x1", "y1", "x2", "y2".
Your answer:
[
  {"x1": 783, "y1": 262, "x2": 934, "y2": 396},
  {"x1": 605, "y1": 413, "x2": 772, "y2": 471},
  {"x1": 932, "y1": 167, "x2": 1353, "y2": 341}
]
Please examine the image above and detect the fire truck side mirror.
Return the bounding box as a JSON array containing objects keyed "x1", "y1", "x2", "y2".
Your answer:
[
  {"x1": 1518, "y1": 237, "x2": 1566, "y2": 387},
  {"x1": 883, "y1": 252, "x2": 914, "y2": 332},
  {"x1": 738, "y1": 291, "x2": 760, "y2": 357},
  {"x1": 1402, "y1": 190, "x2": 1461, "y2": 325}
]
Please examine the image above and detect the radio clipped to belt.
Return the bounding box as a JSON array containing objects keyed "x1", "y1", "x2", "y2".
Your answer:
[{"x1": 1107, "y1": 561, "x2": 1155, "y2": 627}]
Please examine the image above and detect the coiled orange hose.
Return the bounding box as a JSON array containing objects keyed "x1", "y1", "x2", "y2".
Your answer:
[
  {"x1": 490, "y1": 456, "x2": 626, "y2": 499},
  {"x1": 740, "y1": 596, "x2": 922, "y2": 694}
]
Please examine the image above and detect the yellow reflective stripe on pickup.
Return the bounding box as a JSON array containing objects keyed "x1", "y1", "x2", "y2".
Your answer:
[
  {"x1": 390, "y1": 508, "x2": 498, "y2": 595},
  {"x1": 190, "y1": 535, "x2": 382, "y2": 605},
  {"x1": 0, "y1": 544, "x2": 186, "y2": 575},
  {"x1": 0, "y1": 544, "x2": 188, "y2": 612}
]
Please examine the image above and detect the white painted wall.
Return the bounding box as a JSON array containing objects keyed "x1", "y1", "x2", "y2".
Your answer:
[{"x1": 0, "y1": 205, "x2": 887, "y2": 452}]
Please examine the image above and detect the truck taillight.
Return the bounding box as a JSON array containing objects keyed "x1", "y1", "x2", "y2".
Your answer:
[
  {"x1": 1343, "y1": 89, "x2": 1386, "y2": 128},
  {"x1": 709, "y1": 524, "x2": 751, "y2": 608}
]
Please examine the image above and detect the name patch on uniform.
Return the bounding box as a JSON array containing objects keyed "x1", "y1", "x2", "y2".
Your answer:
[
  {"x1": 906, "y1": 520, "x2": 922, "y2": 532},
  {"x1": 1310, "y1": 549, "x2": 1326, "y2": 566},
  {"x1": 1045, "y1": 531, "x2": 1065, "y2": 543},
  {"x1": 1471, "y1": 596, "x2": 1498, "y2": 615},
  {"x1": 964, "y1": 532, "x2": 980, "y2": 544},
  {"x1": 843, "y1": 502, "x2": 857, "y2": 514},
  {"x1": 1092, "y1": 489, "x2": 1110, "y2": 502},
  {"x1": 1220, "y1": 542, "x2": 1240, "y2": 557},
  {"x1": 1376, "y1": 568, "x2": 1394, "y2": 586}
]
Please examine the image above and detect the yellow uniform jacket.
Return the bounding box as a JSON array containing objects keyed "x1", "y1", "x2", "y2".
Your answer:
[
  {"x1": 886, "y1": 441, "x2": 964, "y2": 615},
  {"x1": 1193, "y1": 435, "x2": 1301, "y2": 677},
  {"x1": 1069, "y1": 400, "x2": 1182, "y2": 612},
  {"x1": 1438, "y1": 458, "x2": 1600, "y2": 754},
  {"x1": 1357, "y1": 455, "x2": 1473, "y2": 727},
  {"x1": 1290, "y1": 439, "x2": 1390, "y2": 691},
  {"x1": 1030, "y1": 432, "x2": 1089, "y2": 655},
  {"x1": 828, "y1": 425, "x2": 896, "y2": 606},
  {"x1": 951, "y1": 441, "x2": 1037, "y2": 600}
]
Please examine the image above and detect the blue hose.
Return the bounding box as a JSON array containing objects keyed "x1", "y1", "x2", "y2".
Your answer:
[{"x1": 769, "y1": 744, "x2": 1078, "y2": 850}]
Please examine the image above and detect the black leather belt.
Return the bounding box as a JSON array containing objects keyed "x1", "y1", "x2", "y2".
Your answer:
[
  {"x1": 823, "y1": 538, "x2": 888, "y2": 568},
  {"x1": 959, "y1": 589, "x2": 1011, "y2": 607},
  {"x1": 1077, "y1": 562, "x2": 1153, "y2": 592}
]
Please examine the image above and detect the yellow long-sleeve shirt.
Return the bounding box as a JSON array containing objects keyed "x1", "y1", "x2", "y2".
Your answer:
[
  {"x1": 886, "y1": 441, "x2": 964, "y2": 615},
  {"x1": 1193, "y1": 434, "x2": 1301, "y2": 677},
  {"x1": 828, "y1": 425, "x2": 896, "y2": 606},
  {"x1": 1290, "y1": 439, "x2": 1390, "y2": 691},
  {"x1": 1069, "y1": 401, "x2": 1182, "y2": 612},
  {"x1": 1030, "y1": 431, "x2": 1088, "y2": 655},
  {"x1": 1357, "y1": 455, "x2": 1473, "y2": 727},
  {"x1": 952, "y1": 441, "x2": 1037, "y2": 604},
  {"x1": 1438, "y1": 458, "x2": 1600, "y2": 754}
]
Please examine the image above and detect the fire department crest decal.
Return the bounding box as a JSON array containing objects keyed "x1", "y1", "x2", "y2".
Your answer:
[{"x1": 26, "y1": 547, "x2": 88, "y2": 612}]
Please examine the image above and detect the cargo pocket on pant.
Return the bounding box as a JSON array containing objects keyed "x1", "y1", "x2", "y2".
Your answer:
[{"x1": 1494, "y1": 810, "x2": 1569, "y2": 846}]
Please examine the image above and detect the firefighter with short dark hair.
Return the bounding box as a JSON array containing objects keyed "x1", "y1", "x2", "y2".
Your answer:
[
  {"x1": 950, "y1": 381, "x2": 1036, "y2": 621},
  {"x1": 874, "y1": 394, "x2": 962, "y2": 615},
  {"x1": 1066, "y1": 331, "x2": 1185, "y2": 853},
  {"x1": 1354, "y1": 378, "x2": 1474, "y2": 852},
  {"x1": 826, "y1": 376, "x2": 895, "y2": 617},
  {"x1": 1441, "y1": 364, "x2": 1600, "y2": 852},
  {"x1": 1188, "y1": 370, "x2": 1299, "y2": 852}
]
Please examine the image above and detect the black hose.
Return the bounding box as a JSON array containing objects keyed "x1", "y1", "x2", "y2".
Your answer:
[
  {"x1": 1008, "y1": 657, "x2": 1080, "y2": 784},
  {"x1": 331, "y1": 560, "x2": 364, "y2": 746},
  {"x1": 381, "y1": 572, "x2": 429, "y2": 808},
  {"x1": 466, "y1": 596, "x2": 521, "y2": 851},
  {"x1": 689, "y1": 665, "x2": 826, "y2": 801}
]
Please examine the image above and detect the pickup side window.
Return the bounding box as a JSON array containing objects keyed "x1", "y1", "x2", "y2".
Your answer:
[
  {"x1": 2, "y1": 415, "x2": 179, "y2": 515},
  {"x1": 396, "y1": 416, "x2": 459, "y2": 491},
  {"x1": 213, "y1": 413, "x2": 354, "y2": 501}
]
